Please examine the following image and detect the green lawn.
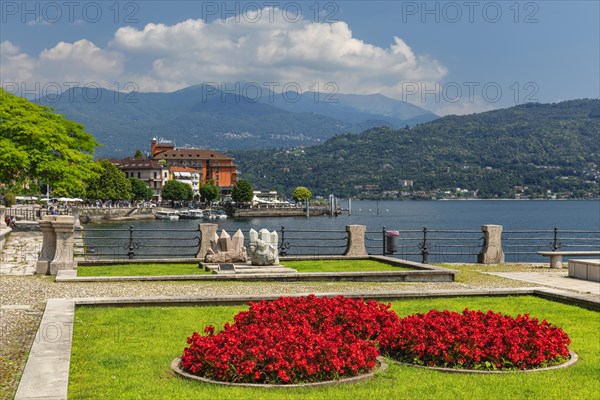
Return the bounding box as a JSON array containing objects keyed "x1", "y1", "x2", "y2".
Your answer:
[
  {"x1": 69, "y1": 296, "x2": 599, "y2": 399},
  {"x1": 77, "y1": 263, "x2": 209, "y2": 277},
  {"x1": 282, "y1": 259, "x2": 413, "y2": 272},
  {"x1": 77, "y1": 260, "x2": 411, "y2": 277}
]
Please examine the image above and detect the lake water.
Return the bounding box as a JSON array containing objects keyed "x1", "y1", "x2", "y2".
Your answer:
[{"x1": 84, "y1": 200, "x2": 600, "y2": 262}]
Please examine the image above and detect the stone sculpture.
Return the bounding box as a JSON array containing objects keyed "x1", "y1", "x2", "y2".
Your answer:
[
  {"x1": 248, "y1": 228, "x2": 279, "y2": 266},
  {"x1": 204, "y1": 229, "x2": 248, "y2": 263}
]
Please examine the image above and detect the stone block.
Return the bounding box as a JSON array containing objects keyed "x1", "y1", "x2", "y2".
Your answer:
[{"x1": 344, "y1": 225, "x2": 367, "y2": 256}]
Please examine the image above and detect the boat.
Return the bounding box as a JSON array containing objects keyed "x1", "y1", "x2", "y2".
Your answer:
[
  {"x1": 203, "y1": 210, "x2": 228, "y2": 220},
  {"x1": 155, "y1": 210, "x2": 180, "y2": 221},
  {"x1": 179, "y1": 209, "x2": 204, "y2": 219}
]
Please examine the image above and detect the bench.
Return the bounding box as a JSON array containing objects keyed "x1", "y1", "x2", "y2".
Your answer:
[{"x1": 537, "y1": 251, "x2": 600, "y2": 269}]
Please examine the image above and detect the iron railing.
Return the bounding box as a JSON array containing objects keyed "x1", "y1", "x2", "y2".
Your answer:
[
  {"x1": 279, "y1": 227, "x2": 348, "y2": 256},
  {"x1": 502, "y1": 228, "x2": 600, "y2": 262},
  {"x1": 82, "y1": 226, "x2": 200, "y2": 260},
  {"x1": 366, "y1": 227, "x2": 484, "y2": 264}
]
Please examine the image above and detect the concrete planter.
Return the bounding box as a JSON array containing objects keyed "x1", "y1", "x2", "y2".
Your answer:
[{"x1": 171, "y1": 356, "x2": 387, "y2": 388}]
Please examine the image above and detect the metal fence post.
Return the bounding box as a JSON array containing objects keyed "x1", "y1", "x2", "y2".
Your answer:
[
  {"x1": 419, "y1": 227, "x2": 429, "y2": 264},
  {"x1": 551, "y1": 227, "x2": 561, "y2": 251},
  {"x1": 127, "y1": 225, "x2": 135, "y2": 259},
  {"x1": 279, "y1": 226, "x2": 287, "y2": 256},
  {"x1": 382, "y1": 226, "x2": 386, "y2": 255}
]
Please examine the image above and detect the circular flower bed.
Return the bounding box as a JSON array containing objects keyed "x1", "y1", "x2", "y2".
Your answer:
[
  {"x1": 381, "y1": 309, "x2": 572, "y2": 371},
  {"x1": 180, "y1": 295, "x2": 399, "y2": 384},
  {"x1": 179, "y1": 297, "x2": 573, "y2": 385}
]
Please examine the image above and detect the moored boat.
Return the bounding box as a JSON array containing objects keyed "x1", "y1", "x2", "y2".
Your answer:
[
  {"x1": 179, "y1": 209, "x2": 204, "y2": 219},
  {"x1": 155, "y1": 210, "x2": 180, "y2": 220}
]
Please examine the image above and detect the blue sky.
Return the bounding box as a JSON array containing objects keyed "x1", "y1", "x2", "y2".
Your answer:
[{"x1": 1, "y1": 1, "x2": 598, "y2": 115}]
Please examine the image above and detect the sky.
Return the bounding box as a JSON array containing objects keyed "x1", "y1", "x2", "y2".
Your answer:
[{"x1": 1, "y1": 0, "x2": 599, "y2": 115}]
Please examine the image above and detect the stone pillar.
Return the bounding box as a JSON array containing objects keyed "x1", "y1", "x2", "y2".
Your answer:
[
  {"x1": 49, "y1": 216, "x2": 77, "y2": 275},
  {"x1": 344, "y1": 225, "x2": 367, "y2": 256},
  {"x1": 478, "y1": 224, "x2": 505, "y2": 264},
  {"x1": 197, "y1": 223, "x2": 218, "y2": 259},
  {"x1": 36, "y1": 216, "x2": 57, "y2": 274},
  {"x1": 72, "y1": 208, "x2": 82, "y2": 230}
]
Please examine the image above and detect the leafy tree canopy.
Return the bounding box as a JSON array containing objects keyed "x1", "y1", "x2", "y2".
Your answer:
[
  {"x1": 231, "y1": 179, "x2": 254, "y2": 203},
  {"x1": 199, "y1": 180, "x2": 219, "y2": 203},
  {"x1": 292, "y1": 186, "x2": 312, "y2": 202},
  {"x1": 0, "y1": 89, "x2": 100, "y2": 196},
  {"x1": 86, "y1": 160, "x2": 132, "y2": 201},
  {"x1": 130, "y1": 178, "x2": 153, "y2": 201},
  {"x1": 162, "y1": 180, "x2": 193, "y2": 202},
  {"x1": 134, "y1": 149, "x2": 143, "y2": 158}
]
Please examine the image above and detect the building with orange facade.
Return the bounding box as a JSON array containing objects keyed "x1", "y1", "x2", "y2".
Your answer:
[{"x1": 150, "y1": 138, "x2": 237, "y2": 195}]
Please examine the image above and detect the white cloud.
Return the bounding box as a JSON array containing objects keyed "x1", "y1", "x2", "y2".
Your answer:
[
  {"x1": 1, "y1": 40, "x2": 124, "y2": 94},
  {"x1": 2, "y1": 8, "x2": 447, "y2": 100}
]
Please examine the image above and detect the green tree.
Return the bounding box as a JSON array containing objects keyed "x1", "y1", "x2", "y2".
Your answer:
[
  {"x1": 161, "y1": 180, "x2": 193, "y2": 202},
  {"x1": 134, "y1": 149, "x2": 143, "y2": 158},
  {"x1": 199, "y1": 180, "x2": 219, "y2": 203},
  {"x1": 292, "y1": 186, "x2": 312, "y2": 202},
  {"x1": 3, "y1": 192, "x2": 16, "y2": 207},
  {"x1": 231, "y1": 179, "x2": 254, "y2": 203},
  {"x1": 0, "y1": 89, "x2": 100, "y2": 196},
  {"x1": 86, "y1": 160, "x2": 132, "y2": 201},
  {"x1": 129, "y1": 178, "x2": 153, "y2": 201}
]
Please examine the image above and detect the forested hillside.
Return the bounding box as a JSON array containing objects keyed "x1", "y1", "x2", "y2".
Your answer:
[{"x1": 233, "y1": 100, "x2": 600, "y2": 199}]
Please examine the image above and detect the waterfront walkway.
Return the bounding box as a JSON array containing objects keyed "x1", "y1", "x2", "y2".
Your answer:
[
  {"x1": 487, "y1": 271, "x2": 600, "y2": 295},
  {"x1": 0, "y1": 231, "x2": 41, "y2": 275}
]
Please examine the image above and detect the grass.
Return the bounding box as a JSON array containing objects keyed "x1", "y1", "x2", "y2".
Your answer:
[
  {"x1": 76, "y1": 260, "x2": 412, "y2": 277},
  {"x1": 68, "y1": 296, "x2": 600, "y2": 399},
  {"x1": 282, "y1": 259, "x2": 414, "y2": 273},
  {"x1": 77, "y1": 263, "x2": 210, "y2": 277}
]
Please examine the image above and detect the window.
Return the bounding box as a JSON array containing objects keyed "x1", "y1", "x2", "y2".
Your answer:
[
  {"x1": 154, "y1": 172, "x2": 157, "y2": 179},
  {"x1": 138, "y1": 172, "x2": 141, "y2": 178}
]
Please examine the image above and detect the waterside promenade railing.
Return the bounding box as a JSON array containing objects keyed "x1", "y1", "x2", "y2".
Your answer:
[
  {"x1": 502, "y1": 228, "x2": 600, "y2": 262},
  {"x1": 366, "y1": 228, "x2": 484, "y2": 264},
  {"x1": 82, "y1": 226, "x2": 200, "y2": 259},
  {"x1": 78, "y1": 224, "x2": 600, "y2": 263}
]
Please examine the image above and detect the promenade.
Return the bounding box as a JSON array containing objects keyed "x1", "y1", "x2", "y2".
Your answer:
[{"x1": 1, "y1": 230, "x2": 599, "y2": 398}]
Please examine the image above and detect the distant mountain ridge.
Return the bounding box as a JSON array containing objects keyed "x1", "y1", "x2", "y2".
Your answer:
[
  {"x1": 37, "y1": 85, "x2": 437, "y2": 156},
  {"x1": 232, "y1": 99, "x2": 600, "y2": 199}
]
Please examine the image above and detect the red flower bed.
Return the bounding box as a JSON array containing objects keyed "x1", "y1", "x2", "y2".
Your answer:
[
  {"x1": 381, "y1": 309, "x2": 571, "y2": 370},
  {"x1": 181, "y1": 295, "x2": 399, "y2": 384},
  {"x1": 181, "y1": 297, "x2": 572, "y2": 383}
]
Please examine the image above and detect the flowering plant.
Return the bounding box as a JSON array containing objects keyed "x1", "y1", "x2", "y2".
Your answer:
[
  {"x1": 181, "y1": 295, "x2": 399, "y2": 384},
  {"x1": 381, "y1": 309, "x2": 571, "y2": 370},
  {"x1": 180, "y1": 297, "x2": 572, "y2": 384}
]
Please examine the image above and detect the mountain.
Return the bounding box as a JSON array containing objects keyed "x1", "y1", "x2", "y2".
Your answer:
[
  {"x1": 255, "y1": 89, "x2": 438, "y2": 127},
  {"x1": 37, "y1": 85, "x2": 436, "y2": 157},
  {"x1": 232, "y1": 99, "x2": 600, "y2": 199}
]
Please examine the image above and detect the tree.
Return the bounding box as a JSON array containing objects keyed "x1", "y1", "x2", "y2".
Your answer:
[
  {"x1": 199, "y1": 180, "x2": 219, "y2": 203},
  {"x1": 129, "y1": 178, "x2": 153, "y2": 201},
  {"x1": 161, "y1": 180, "x2": 193, "y2": 202},
  {"x1": 0, "y1": 89, "x2": 100, "y2": 196},
  {"x1": 231, "y1": 179, "x2": 254, "y2": 203},
  {"x1": 85, "y1": 160, "x2": 132, "y2": 201},
  {"x1": 134, "y1": 149, "x2": 143, "y2": 158},
  {"x1": 292, "y1": 186, "x2": 312, "y2": 202}
]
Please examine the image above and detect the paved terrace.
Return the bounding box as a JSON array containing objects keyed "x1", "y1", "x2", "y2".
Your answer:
[{"x1": 1, "y1": 230, "x2": 599, "y2": 398}]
